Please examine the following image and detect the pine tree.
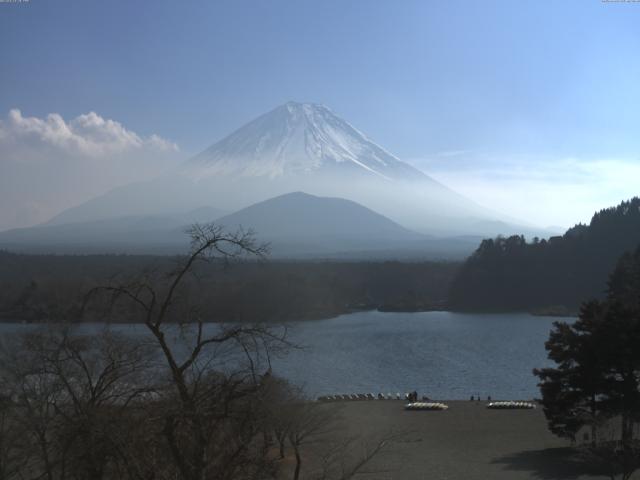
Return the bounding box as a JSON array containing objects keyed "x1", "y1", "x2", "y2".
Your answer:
[{"x1": 534, "y1": 246, "x2": 640, "y2": 478}]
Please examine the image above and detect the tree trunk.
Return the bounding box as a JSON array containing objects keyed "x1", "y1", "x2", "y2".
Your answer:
[
  {"x1": 621, "y1": 411, "x2": 631, "y2": 450},
  {"x1": 293, "y1": 445, "x2": 301, "y2": 480},
  {"x1": 591, "y1": 393, "x2": 597, "y2": 447}
]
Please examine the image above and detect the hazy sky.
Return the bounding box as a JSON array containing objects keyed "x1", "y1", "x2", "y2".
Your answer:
[{"x1": 1, "y1": 0, "x2": 639, "y2": 229}]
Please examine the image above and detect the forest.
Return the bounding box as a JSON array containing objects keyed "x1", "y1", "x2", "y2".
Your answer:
[
  {"x1": 0, "y1": 250, "x2": 458, "y2": 323},
  {"x1": 449, "y1": 197, "x2": 640, "y2": 313}
]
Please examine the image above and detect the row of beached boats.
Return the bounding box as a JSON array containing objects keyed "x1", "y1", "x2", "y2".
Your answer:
[
  {"x1": 405, "y1": 402, "x2": 449, "y2": 411},
  {"x1": 404, "y1": 401, "x2": 536, "y2": 411},
  {"x1": 486, "y1": 401, "x2": 536, "y2": 409},
  {"x1": 317, "y1": 394, "x2": 536, "y2": 411},
  {"x1": 317, "y1": 393, "x2": 402, "y2": 401}
]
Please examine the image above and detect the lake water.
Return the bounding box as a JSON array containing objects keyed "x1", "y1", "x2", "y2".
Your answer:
[
  {"x1": 271, "y1": 311, "x2": 569, "y2": 400},
  {"x1": 0, "y1": 311, "x2": 570, "y2": 400}
]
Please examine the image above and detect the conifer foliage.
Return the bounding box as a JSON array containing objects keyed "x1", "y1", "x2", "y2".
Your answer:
[{"x1": 535, "y1": 246, "x2": 640, "y2": 479}]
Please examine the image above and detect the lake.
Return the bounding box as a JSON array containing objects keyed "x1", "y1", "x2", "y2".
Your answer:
[
  {"x1": 0, "y1": 311, "x2": 570, "y2": 400},
  {"x1": 271, "y1": 311, "x2": 569, "y2": 400}
]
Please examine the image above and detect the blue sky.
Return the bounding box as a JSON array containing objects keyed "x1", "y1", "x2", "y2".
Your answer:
[{"x1": 1, "y1": 0, "x2": 640, "y2": 228}]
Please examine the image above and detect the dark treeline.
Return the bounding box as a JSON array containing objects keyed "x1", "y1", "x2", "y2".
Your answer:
[
  {"x1": 0, "y1": 251, "x2": 459, "y2": 323},
  {"x1": 450, "y1": 197, "x2": 640, "y2": 313}
]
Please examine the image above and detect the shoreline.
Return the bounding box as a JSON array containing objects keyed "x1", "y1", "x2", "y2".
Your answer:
[{"x1": 0, "y1": 307, "x2": 577, "y2": 324}]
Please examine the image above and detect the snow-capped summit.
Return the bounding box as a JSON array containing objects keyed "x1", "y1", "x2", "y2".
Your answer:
[{"x1": 185, "y1": 102, "x2": 427, "y2": 181}]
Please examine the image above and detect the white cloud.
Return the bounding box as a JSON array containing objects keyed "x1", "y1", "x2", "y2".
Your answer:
[
  {"x1": 407, "y1": 153, "x2": 640, "y2": 229},
  {"x1": 0, "y1": 109, "x2": 181, "y2": 230},
  {"x1": 2, "y1": 109, "x2": 178, "y2": 157}
]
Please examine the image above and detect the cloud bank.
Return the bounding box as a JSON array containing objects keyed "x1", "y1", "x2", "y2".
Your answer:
[
  {"x1": 408, "y1": 153, "x2": 640, "y2": 229},
  {"x1": 0, "y1": 109, "x2": 181, "y2": 230}
]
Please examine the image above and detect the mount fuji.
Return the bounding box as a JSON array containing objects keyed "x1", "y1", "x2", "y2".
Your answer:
[
  {"x1": 33, "y1": 102, "x2": 531, "y2": 244},
  {"x1": 184, "y1": 102, "x2": 429, "y2": 182}
]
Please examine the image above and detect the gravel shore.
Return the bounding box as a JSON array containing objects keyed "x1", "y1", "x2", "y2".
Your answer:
[{"x1": 311, "y1": 400, "x2": 616, "y2": 480}]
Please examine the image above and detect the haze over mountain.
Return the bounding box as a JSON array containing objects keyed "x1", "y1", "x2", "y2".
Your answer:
[
  {"x1": 0, "y1": 192, "x2": 481, "y2": 258},
  {"x1": 46, "y1": 102, "x2": 531, "y2": 238},
  {"x1": 0, "y1": 207, "x2": 226, "y2": 254}
]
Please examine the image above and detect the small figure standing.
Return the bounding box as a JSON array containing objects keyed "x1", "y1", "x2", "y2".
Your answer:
[{"x1": 470, "y1": 395, "x2": 474, "y2": 401}]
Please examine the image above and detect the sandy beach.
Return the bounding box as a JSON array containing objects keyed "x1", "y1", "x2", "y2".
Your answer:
[{"x1": 289, "y1": 400, "x2": 621, "y2": 480}]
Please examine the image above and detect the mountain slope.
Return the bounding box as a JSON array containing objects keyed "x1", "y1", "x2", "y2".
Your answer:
[
  {"x1": 449, "y1": 197, "x2": 640, "y2": 312},
  {"x1": 215, "y1": 192, "x2": 486, "y2": 258},
  {"x1": 0, "y1": 207, "x2": 226, "y2": 254},
  {"x1": 217, "y1": 191, "x2": 421, "y2": 241},
  {"x1": 184, "y1": 102, "x2": 429, "y2": 182}
]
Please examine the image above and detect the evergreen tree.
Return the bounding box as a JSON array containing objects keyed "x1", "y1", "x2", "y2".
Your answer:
[
  {"x1": 534, "y1": 301, "x2": 606, "y2": 443},
  {"x1": 535, "y1": 246, "x2": 640, "y2": 478}
]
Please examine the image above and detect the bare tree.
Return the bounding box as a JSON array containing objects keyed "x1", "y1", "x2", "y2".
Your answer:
[
  {"x1": 0, "y1": 394, "x2": 25, "y2": 480},
  {"x1": 83, "y1": 223, "x2": 290, "y2": 480},
  {"x1": 286, "y1": 399, "x2": 336, "y2": 480},
  {"x1": 0, "y1": 325, "x2": 156, "y2": 480},
  {"x1": 311, "y1": 430, "x2": 404, "y2": 480},
  {"x1": 0, "y1": 223, "x2": 396, "y2": 480},
  {"x1": 260, "y1": 377, "x2": 402, "y2": 480}
]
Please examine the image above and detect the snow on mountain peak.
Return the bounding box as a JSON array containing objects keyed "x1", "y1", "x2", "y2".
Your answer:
[{"x1": 184, "y1": 102, "x2": 428, "y2": 181}]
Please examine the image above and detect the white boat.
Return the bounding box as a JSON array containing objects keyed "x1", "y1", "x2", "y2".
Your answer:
[
  {"x1": 487, "y1": 401, "x2": 535, "y2": 409},
  {"x1": 405, "y1": 402, "x2": 449, "y2": 411}
]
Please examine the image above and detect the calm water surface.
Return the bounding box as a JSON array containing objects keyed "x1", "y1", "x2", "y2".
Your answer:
[
  {"x1": 0, "y1": 311, "x2": 570, "y2": 400},
  {"x1": 272, "y1": 311, "x2": 569, "y2": 400}
]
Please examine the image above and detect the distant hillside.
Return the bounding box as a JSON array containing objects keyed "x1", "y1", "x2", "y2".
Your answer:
[
  {"x1": 0, "y1": 192, "x2": 478, "y2": 259},
  {"x1": 215, "y1": 192, "x2": 483, "y2": 259},
  {"x1": 216, "y1": 191, "x2": 422, "y2": 251},
  {"x1": 0, "y1": 206, "x2": 226, "y2": 254},
  {"x1": 449, "y1": 197, "x2": 640, "y2": 312}
]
